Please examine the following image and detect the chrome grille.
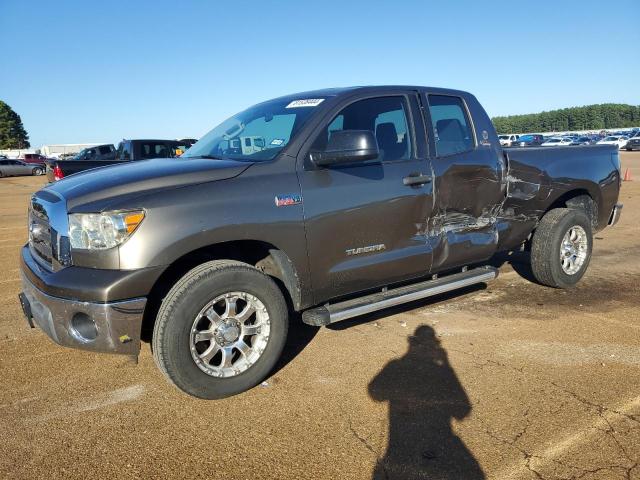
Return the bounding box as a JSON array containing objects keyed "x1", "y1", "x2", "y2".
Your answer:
[
  {"x1": 28, "y1": 191, "x2": 71, "y2": 271},
  {"x1": 29, "y1": 207, "x2": 53, "y2": 266}
]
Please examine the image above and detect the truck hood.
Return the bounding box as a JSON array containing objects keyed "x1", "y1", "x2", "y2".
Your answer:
[{"x1": 45, "y1": 157, "x2": 253, "y2": 211}]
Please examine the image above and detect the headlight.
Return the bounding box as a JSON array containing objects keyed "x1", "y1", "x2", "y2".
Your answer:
[{"x1": 68, "y1": 211, "x2": 145, "y2": 250}]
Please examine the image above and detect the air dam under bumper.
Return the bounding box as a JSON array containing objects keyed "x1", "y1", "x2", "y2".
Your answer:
[{"x1": 20, "y1": 273, "x2": 146, "y2": 356}]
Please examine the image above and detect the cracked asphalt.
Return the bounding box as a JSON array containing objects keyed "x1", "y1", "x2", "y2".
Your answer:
[{"x1": 1, "y1": 152, "x2": 639, "y2": 480}]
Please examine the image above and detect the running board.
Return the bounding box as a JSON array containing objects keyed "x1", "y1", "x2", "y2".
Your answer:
[{"x1": 302, "y1": 266, "x2": 498, "y2": 326}]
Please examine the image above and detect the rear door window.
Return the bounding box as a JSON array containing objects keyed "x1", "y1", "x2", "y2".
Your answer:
[{"x1": 427, "y1": 95, "x2": 475, "y2": 157}]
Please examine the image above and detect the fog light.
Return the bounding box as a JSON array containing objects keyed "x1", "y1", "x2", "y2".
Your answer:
[{"x1": 70, "y1": 312, "x2": 97, "y2": 341}]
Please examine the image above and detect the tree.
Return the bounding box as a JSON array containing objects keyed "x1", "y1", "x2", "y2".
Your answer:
[
  {"x1": 492, "y1": 104, "x2": 640, "y2": 134},
  {"x1": 0, "y1": 101, "x2": 30, "y2": 149}
]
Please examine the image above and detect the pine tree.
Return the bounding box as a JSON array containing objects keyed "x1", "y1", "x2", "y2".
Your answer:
[{"x1": 0, "y1": 101, "x2": 30, "y2": 149}]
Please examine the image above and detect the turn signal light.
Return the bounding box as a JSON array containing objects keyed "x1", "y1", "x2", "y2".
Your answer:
[{"x1": 124, "y1": 212, "x2": 145, "y2": 233}]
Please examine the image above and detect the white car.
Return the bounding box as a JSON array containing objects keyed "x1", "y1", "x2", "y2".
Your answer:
[
  {"x1": 597, "y1": 136, "x2": 629, "y2": 149},
  {"x1": 498, "y1": 134, "x2": 519, "y2": 147},
  {"x1": 541, "y1": 137, "x2": 573, "y2": 147}
]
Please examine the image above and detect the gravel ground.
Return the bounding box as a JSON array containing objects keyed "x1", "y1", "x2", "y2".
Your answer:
[{"x1": 1, "y1": 152, "x2": 639, "y2": 480}]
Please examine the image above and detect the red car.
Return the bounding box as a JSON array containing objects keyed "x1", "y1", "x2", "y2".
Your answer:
[{"x1": 22, "y1": 153, "x2": 48, "y2": 165}]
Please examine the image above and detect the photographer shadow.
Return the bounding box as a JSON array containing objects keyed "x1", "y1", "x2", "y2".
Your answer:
[{"x1": 368, "y1": 325, "x2": 484, "y2": 480}]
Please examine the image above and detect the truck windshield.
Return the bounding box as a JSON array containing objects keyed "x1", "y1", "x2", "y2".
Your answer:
[{"x1": 184, "y1": 97, "x2": 325, "y2": 162}]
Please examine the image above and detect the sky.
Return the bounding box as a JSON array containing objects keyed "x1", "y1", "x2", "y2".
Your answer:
[{"x1": 1, "y1": 0, "x2": 638, "y2": 147}]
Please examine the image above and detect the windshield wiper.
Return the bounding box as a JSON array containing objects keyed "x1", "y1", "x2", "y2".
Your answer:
[{"x1": 188, "y1": 154, "x2": 226, "y2": 160}]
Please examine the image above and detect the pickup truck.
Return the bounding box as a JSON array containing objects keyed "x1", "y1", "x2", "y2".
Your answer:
[
  {"x1": 19, "y1": 86, "x2": 623, "y2": 399},
  {"x1": 45, "y1": 144, "x2": 117, "y2": 181},
  {"x1": 45, "y1": 139, "x2": 190, "y2": 182}
]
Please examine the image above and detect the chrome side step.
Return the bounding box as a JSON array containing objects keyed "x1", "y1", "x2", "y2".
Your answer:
[{"x1": 302, "y1": 266, "x2": 498, "y2": 326}]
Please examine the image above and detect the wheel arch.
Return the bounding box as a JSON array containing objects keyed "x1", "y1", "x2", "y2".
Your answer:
[
  {"x1": 543, "y1": 188, "x2": 600, "y2": 230},
  {"x1": 141, "y1": 240, "x2": 304, "y2": 343}
]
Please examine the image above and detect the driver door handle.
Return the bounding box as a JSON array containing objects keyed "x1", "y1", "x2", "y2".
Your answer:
[{"x1": 403, "y1": 173, "x2": 432, "y2": 187}]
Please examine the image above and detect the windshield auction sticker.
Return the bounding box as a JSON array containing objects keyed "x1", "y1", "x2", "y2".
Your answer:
[{"x1": 286, "y1": 99, "x2": 325, "y2": 108}]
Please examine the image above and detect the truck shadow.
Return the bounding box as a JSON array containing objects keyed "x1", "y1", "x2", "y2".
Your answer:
[
  {"x1": 272, "y1": 283, "x2": 486, "y2": 376},
  {"x1": 271, "y1": 312, "x2": 320, "y2": 375},
  {"x1": 487, "y1": 250, "x2": 537, "y2": 284},
  {"x1": 368, "y1": 325, "x2": 485, "y2": 479}
]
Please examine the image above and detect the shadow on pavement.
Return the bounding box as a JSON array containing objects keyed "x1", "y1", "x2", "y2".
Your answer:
[
  {"x1": 271, "y1": 312, "x2": 319, "y2": 376},
  {"x1": 368, "y1": 325, "x2": 485, "y2": 480},
  {"x1": 488, "y1": 250, "x2": 537, "y2": 284}
]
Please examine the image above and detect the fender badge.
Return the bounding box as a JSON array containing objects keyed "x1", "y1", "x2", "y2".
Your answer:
[
  {"x1": 346, "y1": 244, "x2": 386, "y2": 256},
  {"x1": 275, "y1": 194, "x2": 302, "y2": 207}
]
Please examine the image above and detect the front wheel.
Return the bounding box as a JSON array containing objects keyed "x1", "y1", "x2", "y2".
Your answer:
[
  {"x1": 530, "y1": 208, "x2": 593, "y2": 288},
  {"x1": 152, "y1": 260, "x2": 288, "y2": 399},
  {"x1": 32, "y1": 167, "x2": 43, "y2": 176}
]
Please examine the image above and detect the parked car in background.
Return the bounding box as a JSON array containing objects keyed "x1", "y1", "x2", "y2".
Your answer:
[
  {"x1": 498, "y1": 134, "x2": 519, "y2": 147},
  {"x1": 541, "y1": 137, "x2": 573, "y2": 147},
  {"x1": 510, "y1": 134, "x2": 545, "y2": 147},
  {"x1": 597, "y1": 136, "x2": 629, "y2": 150},
  {"x1": 22, "y1": 153, "x2": 50, "y2": 165},
  {"x1": 46, "y1": 139, "x2": 185, "y2": 182},
  {"x1": 570, "y1": 136, "x2": 594, "y2": 146},
  {"x1": 45, "y1": 144, "x2": 117, "y2": 181},
  {"x1": 625, "y1": 132, "x2": 640, "y2": 151},
  {"x1": 0, "y1": 159, "x2": 45, "y2": 177}
]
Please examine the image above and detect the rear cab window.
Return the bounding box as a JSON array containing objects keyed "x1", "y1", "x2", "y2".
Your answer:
[
  {"x1": 140, "y1": 142, "x2": 174, "y2": 159},
  {"x1": 426, "y1": 95, "x2": 475, "y2": 157}
]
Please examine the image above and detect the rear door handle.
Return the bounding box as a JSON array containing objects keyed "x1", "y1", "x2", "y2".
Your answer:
[{"x1": 403, "y1": 174, "x2": 432, "y2": 186}]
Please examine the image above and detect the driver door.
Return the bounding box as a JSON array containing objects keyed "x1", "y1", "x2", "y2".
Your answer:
[{"x1": 298, "y1": 92, "x2": 435, "y2": 304}]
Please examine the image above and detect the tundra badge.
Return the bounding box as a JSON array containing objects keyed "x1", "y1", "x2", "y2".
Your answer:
[{"x1": 346, "y1": 244, "x2": 386, "y2": 256}]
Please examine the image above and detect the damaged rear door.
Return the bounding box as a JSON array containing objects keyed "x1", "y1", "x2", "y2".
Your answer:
[{"x1": 421, "y1": 91, "x2": 507, "y2": 271}]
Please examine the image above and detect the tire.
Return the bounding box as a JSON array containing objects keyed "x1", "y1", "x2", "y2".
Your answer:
[
  {"x1": 152, "y1": 260, "x2": 289, "y2": 399},
  {"x1": 530, "y1": 208, "x2": 592, "y2": 288},
  {"x1": 32, "y1": 167, "x2": 43, "y2": 176}
]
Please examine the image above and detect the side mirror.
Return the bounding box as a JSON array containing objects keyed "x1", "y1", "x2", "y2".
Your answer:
[{"x1": 311, "y1": 130, "x2": 379, "y2": 167}]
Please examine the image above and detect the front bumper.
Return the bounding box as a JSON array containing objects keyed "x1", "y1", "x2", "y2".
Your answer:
[{"x1": 20, "y1": 273, "x2": 146, "y2": 356}]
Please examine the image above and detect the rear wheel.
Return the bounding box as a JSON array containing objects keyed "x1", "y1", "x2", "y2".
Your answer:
[
  {"x1": 530, "y1": 208, "x2": 592, "y2": 288},
  {"x1": 32, "y1": 167, "x2": 43, "y2": 176},
  {"x1": 152, "y1": 260, "x2": 289, "y2": 399}
]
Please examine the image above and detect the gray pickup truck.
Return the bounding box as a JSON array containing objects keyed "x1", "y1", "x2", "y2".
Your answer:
[{"x1": 19, "y1": 86, "x2": 623, "y2": 399}]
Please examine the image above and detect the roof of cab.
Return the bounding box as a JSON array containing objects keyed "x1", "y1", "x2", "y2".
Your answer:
[{"x1": 260, "y1": 85, "x2": 473, "y2": 105}]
